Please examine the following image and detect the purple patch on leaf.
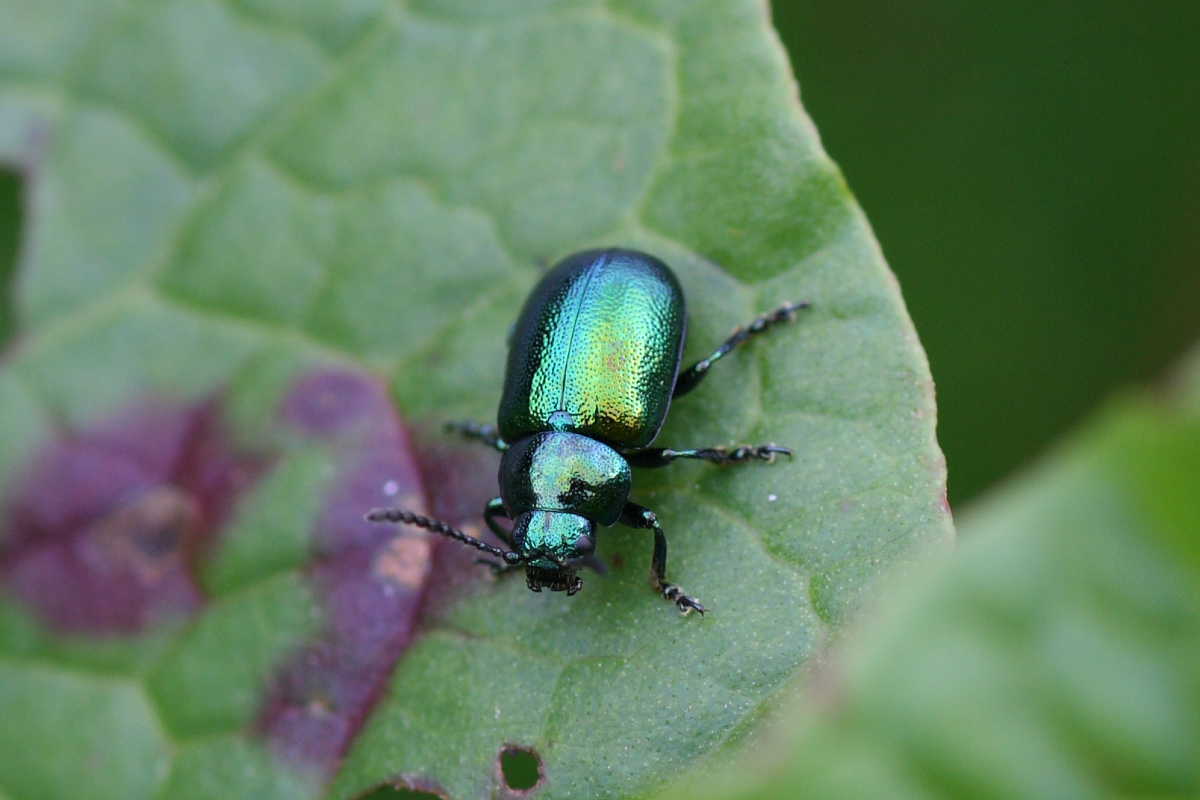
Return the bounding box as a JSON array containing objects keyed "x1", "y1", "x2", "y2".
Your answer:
[
  {"x1": 408, "y1": 433, "x2": 509, "y2": 614},
  {"x1": 260, "y1": 368, "x2": 434, "y2": 771},
  {"x1": 0, "y1": 401, "x2": 263, "y2": 633},
  {"x1": 282, "y1": 370, "x2": 392, "y2": 438}
]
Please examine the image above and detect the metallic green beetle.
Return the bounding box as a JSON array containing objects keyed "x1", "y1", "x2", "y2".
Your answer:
[{"x1": 368, "y1": 248, "x2": 808, "y2": 614}]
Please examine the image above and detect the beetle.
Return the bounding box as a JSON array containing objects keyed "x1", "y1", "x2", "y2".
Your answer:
[{"x1": 367, "y1": 248, "x2": 808, "y2": 614}]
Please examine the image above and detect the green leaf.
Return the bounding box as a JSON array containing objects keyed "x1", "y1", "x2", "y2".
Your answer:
[
  {"x1": 671, "y1": 357, "x2": 1200, "y2": 799},
  {"x1": 0, "y1": 1, "x2": 948, "y2": 799}
]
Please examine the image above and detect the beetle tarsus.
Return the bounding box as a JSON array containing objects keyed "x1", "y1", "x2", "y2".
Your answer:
[
  {"x1": 686, "y1": 443, "x2": 792, "y2": 465},
  {"x1": 625, "y1": 443, "x2": 793, "y2": 468},
  {"x1": 736, "y1": 444, "x2": 792, "y2": 463}
]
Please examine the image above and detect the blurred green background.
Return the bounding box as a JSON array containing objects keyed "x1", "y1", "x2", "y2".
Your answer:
[{"x1": 2, "y1": 1, "x2": 1199, "y2": 504}]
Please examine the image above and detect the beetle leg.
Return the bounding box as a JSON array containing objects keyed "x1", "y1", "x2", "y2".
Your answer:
[
  {"x1": 444, "y1": 420, "x2": 509, "y2": 452},
  {"x1": 620, "y1": 502, "x2": 706, "y2": 616},
  {"x1": 673, "y1": 301, "x2": 811, "y2": 398},
  {"x1": 484, "y1": 496, "x2": 515, "y2": 546},
  {"x1": 625, "y1": 444, "x2": 792, "y2": 468},
  {"x1": 477, "y1": 497, "x2": 523, "y2": 575}
]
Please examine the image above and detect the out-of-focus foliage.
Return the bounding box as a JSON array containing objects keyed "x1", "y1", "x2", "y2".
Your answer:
[
  {"x1": 662, "y1": 347, "x2": 1200, "y2": 799},
  {"x1": 775, "y1": 0, "x2": 1200, "y2": 502}
]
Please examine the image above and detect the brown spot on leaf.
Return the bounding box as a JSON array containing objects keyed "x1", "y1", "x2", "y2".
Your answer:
[
  {"x1": 91, "y1": 485, "x2": 200, "y2": 583},
  {"x1": 374, "y1": 534, "x2": 434, "y2": 591}
]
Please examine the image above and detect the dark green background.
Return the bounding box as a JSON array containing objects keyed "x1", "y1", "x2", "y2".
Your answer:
[
  {"x1": 2, "y1": 0, "x2": 1199, "y2": 503},
  {"x1": 0, "y1": 169, "x2": 18, "y2": 344},
  {"x1": 774, "y1": 1, "x2": 1200, "y2": 502}
]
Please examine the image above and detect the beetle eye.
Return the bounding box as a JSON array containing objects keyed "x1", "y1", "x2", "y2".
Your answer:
[{"x1": 574, "y1": 533, "x2": 595, "y2": 554}]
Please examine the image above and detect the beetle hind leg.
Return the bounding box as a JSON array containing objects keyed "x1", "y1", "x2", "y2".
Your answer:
[
  {"x1": 673, "y1": 301, "x2": 810, "y2": 398},
  {"x1": 621, "y1": 501, "x2": 706, "y2": 616}
]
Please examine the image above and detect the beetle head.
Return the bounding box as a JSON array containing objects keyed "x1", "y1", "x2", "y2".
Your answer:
[{"x1": 512, "y1": 510, "x2": 595, "y2": 595}]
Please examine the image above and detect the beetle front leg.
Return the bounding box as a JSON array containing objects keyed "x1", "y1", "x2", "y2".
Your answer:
[
  {"x1": 444, "y1": 420, "x2": 509, "y2": 452},
  {"x1": 483, "y1": 496, "x2": 514, "y2": 545},
  {"x1": 625, "y1": 444, "x2": 792, "y2": 468},
  {"x1": 620, "y1": 501, "x2": 706, "y2": 615},
  {"x1": 478, "y1": 496, "x2": 519, "y2": 574},
  {"x1": 673, "y1": 301, "x2": 811, "y2": 398}
]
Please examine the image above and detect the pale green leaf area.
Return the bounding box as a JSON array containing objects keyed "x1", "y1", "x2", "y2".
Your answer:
[
  {"x1": 0, "y1": 1, "x2": 949, "y2": 799},
  {"x1": 665, "y1": 358, "x2": 1200, "y2": 799}
]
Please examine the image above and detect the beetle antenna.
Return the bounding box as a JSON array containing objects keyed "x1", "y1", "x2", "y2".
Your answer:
[{"x1": 365, "y1": 508, "x2": 521, "y2": 564}]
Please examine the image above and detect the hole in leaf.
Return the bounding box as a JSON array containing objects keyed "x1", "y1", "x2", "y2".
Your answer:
[
  {"x1": 499, "y1": 745, "x2": 542, "y2": 791},
  {"x1": 352, "y1": 777, "x2": 448, "y2": 800},
  {"x1": 356, "y1": 787, "x2": 445, "y2": 800},
  {"x1": 0, "y1": 167, "x2": 22, "y2": 347}
]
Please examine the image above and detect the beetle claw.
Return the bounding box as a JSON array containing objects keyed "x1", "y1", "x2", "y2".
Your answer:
[
  {"x1": 758, "y1": 444, "x2": 792, "y2": 463},
  {"x1": 661, "y1": 582, "x2": 706, "y2": 616},
  {"x1": 677, "y1": 595, "x2": 706, "y2": 616}
]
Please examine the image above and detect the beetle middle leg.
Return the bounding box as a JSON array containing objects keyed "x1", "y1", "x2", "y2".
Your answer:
[
  {"x1": 625, "y1": 444, "x2": 792, "y2": 468},
  {"x1": 445, "y1": 420, "x2": 508, "y2": 452},
  {"x1": 673, "y1": 301, "x2": 810, "y2": 398},
  {"x1": 621, "y1": 501, "x2": 706, "y2": 615}
]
